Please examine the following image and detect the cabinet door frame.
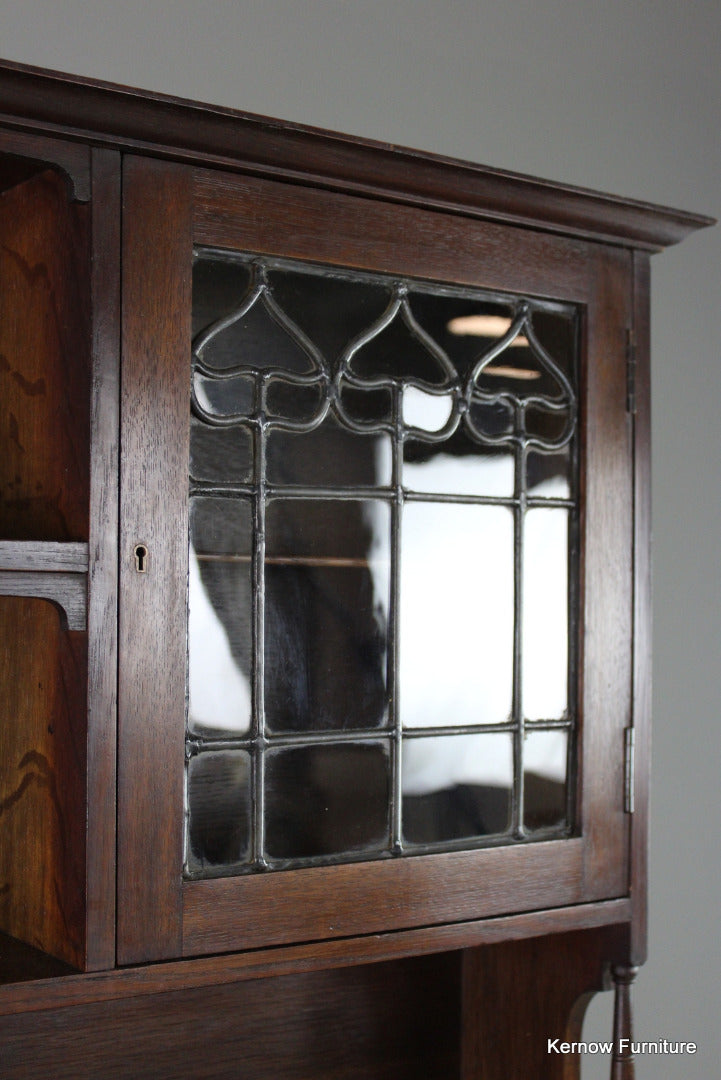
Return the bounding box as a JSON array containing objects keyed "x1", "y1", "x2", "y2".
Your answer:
[{"x1": 118, "y1": 155, "x2": 633, "y2": 965}]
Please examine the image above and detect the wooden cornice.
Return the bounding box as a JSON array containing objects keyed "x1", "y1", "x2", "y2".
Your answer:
[{"x1": 0, "y1": 58, "x2": 714, "y2": 249}]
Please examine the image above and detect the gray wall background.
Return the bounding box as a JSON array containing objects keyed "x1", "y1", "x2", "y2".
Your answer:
[{"x1": 1, "y1": 2, "x2": 718, "y2": 1076}]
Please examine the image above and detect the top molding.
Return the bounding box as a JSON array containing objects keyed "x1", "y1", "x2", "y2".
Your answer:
[{"x1": 0, "y1": 59, "x2": 714, "y2": 251}]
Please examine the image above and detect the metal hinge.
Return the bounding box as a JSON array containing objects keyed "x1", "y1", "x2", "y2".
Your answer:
[
  {"x1": 626, "y1": 329, "x2": 637, "y2": 414},
  {"x1": 624, "y1": 727, "x2": 635, "y2": 814}
]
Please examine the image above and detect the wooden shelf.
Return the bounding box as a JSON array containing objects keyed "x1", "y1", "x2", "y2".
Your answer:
[
  {"x1": 0, "y1": 898, "x2": 630, "y2": 1012},
  {"x1": 0, "y1": 541, "x2": 89, "y2": 573},
  {"x1": 0, "y1": 542, "x2": 88, "y2": 630}
]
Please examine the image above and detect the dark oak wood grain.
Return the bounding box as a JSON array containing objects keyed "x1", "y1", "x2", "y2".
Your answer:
[
  {"x1": 0, "y1": 598, "x2": 87, "y2": 967},
  {"x1": 0, "y1": 541, "x2": 88, "y2": 572},
  {"x1": 119, "y1": 166, "x2": 634, "y2": 962},
  {"x1": 0, "y1": 571, "x2": 86, "y2": 630},
  {"x1": 0, "y1": 900, "x2": 632, "y2": 1016},
  {"x1": 0, "y1": 127, "x2": 90, "y2": 202},
  {"x1": 0, "y1": 932, "x2": 77, "y2": 987},
  {"x1": 116, "y1": 156, "x2": 192, "y2": 964},
  {"x1": 0, "y1": 168, "x2": 90, "y2": 543},
  {"x1": 0, "y1": 58, "x2": 713, "y2": 250},
  {"x1": 629, "y1": 252, "x2": 651, "y2": 966},
  {"x1": 0, "y1": 58, "x2": 707, "y2": 1079},
  {"x1": 0, "y1": 953, "x2": 460, "y2": 1080},
  {"x1": 84, "y1": 147, "x2": 122, "y2": 971},
  {"x1": 183, "y1": 841, "x2": 587, "y2": 956},
  {"x1": 194, "y1": 168, "x2": 593, "y2": 303},
  {"x1": 580, "y1": 245, "x2": 633, "y2": 901},
  {"x1": 461, "y1": 926, "x2": 628, "y2": 1079}
]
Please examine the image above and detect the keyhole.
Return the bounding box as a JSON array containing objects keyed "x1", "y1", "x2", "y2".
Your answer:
[{"x1": 134, "y1": 544, "x2": 148, "y2": 573}]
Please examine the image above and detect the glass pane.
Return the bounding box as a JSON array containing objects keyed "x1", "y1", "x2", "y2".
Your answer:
[
  {"x1": 186, "y1": 750, "x2": 251, "y2": 872},
  {"x1": 402, "y1": 386, "x2": 453, "y2": 433},
  {"x1": 191, "y1": 495, "x2": 252, "y2": 557},
  {"x1": 192, "y1": 257, "x2": 251, "y2": 340},
  {"x1": 265, "y1": 377, "x2": 324, "y2": 423},
  {"x1": 199, "y1": 292, "x2": 317, "y2": 374},
  {"x1": 267, "y1": 265, "x2": 389, "y2": 361},
  {"x1": 524, "y1": 730, "x2": 568, "y2": 831},
  {"x1": 402, "y1": 733, "x2": 513, "y2": 844},
  {"x1": 189, "y1": 498, "x2": 252, "y2": 735},
  {"x1": 466, "y1": 399, "x2": 515, "y2": 445},
  {"x1": 350, "y1": 314, "x2": 449, "y2": 386},
  {"x1": 404, "y1": 434, "x2": 514, "y2": 498},
  {"x1": 523, "y1": 508, "x2": 568, "y2": 720},
  {"x1": 400, "y1": 503, "x2": 514, "y2": 727},
  {"x1": 188, "y1": 251, "x2": 580, "y2": 878},
  {"x1": 267, "y1": 414, "x2": 392, "y2": 488},
  {"x1": 265, "y1": 500, "x2": 390, "y2": 732},
  {"x1": 529, "y1": 308, "x2": 576, "y2": 383},
  {"x1": 265, "y1": 743, "x2": 390, "y2": 861},
  {"x1": 525, "y1": 402, "x2": 572, "y2": 447},
  {"x1": 411, "y1": 293, "x2": 516, "y2": 384},
  {"x1": 190, "y1": 418, "x2": 253, "y2": 484},
  {"x1": 526, "y1": 448, "x2": 571, "y2": 499},
  {"x1": 337, "y1": 384, "x2": 393, "y2": 427},
  {"x1": 193, "y1": 373, "x2": 254, "y2": 419}
]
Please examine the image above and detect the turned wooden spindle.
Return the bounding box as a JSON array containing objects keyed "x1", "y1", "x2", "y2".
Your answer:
[{"x1": 610, "y1": 965, "x2": 638, "y2": 1080}]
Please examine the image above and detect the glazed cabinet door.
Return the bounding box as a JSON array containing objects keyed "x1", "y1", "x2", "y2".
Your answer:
[{"x1": 117, "y1": 156, "x2": 633, "y2": 965}]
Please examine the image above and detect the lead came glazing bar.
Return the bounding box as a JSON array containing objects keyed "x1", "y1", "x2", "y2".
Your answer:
[
  {"x1": 185, "y1": 251, "x2": 578, "y2": 878},
  {"x1": 251, "y1": 386, "x2": 268, "y2": 869}
]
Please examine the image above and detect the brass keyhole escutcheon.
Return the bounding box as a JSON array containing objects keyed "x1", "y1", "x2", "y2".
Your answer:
[{"x1": 134, "y1": 544, "x2": 148, "y2": 573}]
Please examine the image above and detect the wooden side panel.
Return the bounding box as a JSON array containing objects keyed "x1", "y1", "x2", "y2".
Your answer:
[
  {"x1": 0, "y1": 954, "x2": 460, "y2": 1080},
  {"x1": 461, "y1": 926, "x2": 626, "y2": 1079},
  {"x1": 0, "y1": 169, "x2": 90, "y2": 541},
  {"x1": 0, "y1": 598, "x2": 87, "y2": 967},
  {"x1": 117, "y1": 157, "x2": 192, "y2": 963},
  {"x1": 580, "y1": 246, "x2": 633, "y2": 900},
  {"x1": 84, "y1": 148, "x2": 121, "y2": 970},
  {"x1": 630, "y1": 252, "x2": 651, "y2": 965}
]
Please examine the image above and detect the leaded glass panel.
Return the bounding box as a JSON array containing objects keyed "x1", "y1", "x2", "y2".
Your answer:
[{"x1": 185, "y1": 251, "x2": 579, "y2": 877}]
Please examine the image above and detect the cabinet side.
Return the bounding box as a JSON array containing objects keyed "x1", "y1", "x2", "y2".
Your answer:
[
  {"x1": 630, "y1": 251, "x2": 651, "y2": 965},
  {"x1": 0, "y1": 166, "x2": 92, "y2": 969}
]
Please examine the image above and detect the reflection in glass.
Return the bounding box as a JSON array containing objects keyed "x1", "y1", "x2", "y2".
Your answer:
[
  {"x1": 186, "y1": 750, "x2": 251, "y2": 871},
  {"x1": 403, "y1": 435, "x2": 514, "y2": 498},
  {"x1": 402, "y1": 386, "x2": 453, "y2": 433},
  {"x1": 522, "y1": 507, "x2": 568, "y2": 720},
  {"x1": 190, "y1": 418, "x2": 253, "y2": 484},
  {"x1": 402, "y1": 734, "x2": 513, "y2": 843},
  {"x1": 265, "y1": 742, "x2": 390, "y2": 860},
  {"x1": 526, "y1": 448, "x2": 571, "y2": 498},
  {"x1": 265, "y1": 500, "x2": 390, "y2": 732},
  {"x1": 349, "y1": 308, "x2": 450, "y2": 386},
  {"x1": 189, "y1": 498, "x2": 253, "y2": 735},
  {"x1": 524, "y1": 730, "x2": 568, "y2": 831},
  {"x1": 267, "y1": 415, "x2": 392, "y2": 488},
  {"x1": 525, "y1": 402, "x2": 571, "y2": 447},
  {"x1": 337, "y1": 383, "x2": 393, "y2": 428},
  {"x1": 400, "y1": 503, "x2": 514, "y2": 727},
  {"x1": 466, "y1": 399, "x2": 515, "y2": 446},
  {"x1": 187, "y1": 250, "x2": 579, "y2": 876},
  {"x1": 198, "y1": 292, "x2": 317, "y2": 374},
  {"x1": 413, "y1": 294, "x2": 515, "y2": 384},
  {"x1": 267, "y1": 266, "x2": 389, "y2": 362},
  {"x1": 192, "y1": 257, "x2": 250, "y2": 341},
  {"x1": 265, "y1": 377, "x2": 324, "y2": 423},
  {"x1": 529, "y1": 308, "x2": 576, "y2": 384},
  {"x1": 193, "y1": 373, "x2": 254, "y2": 419},
  {"x1": 191, "y1": 496, "x2": 252, "y2": 558}
]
